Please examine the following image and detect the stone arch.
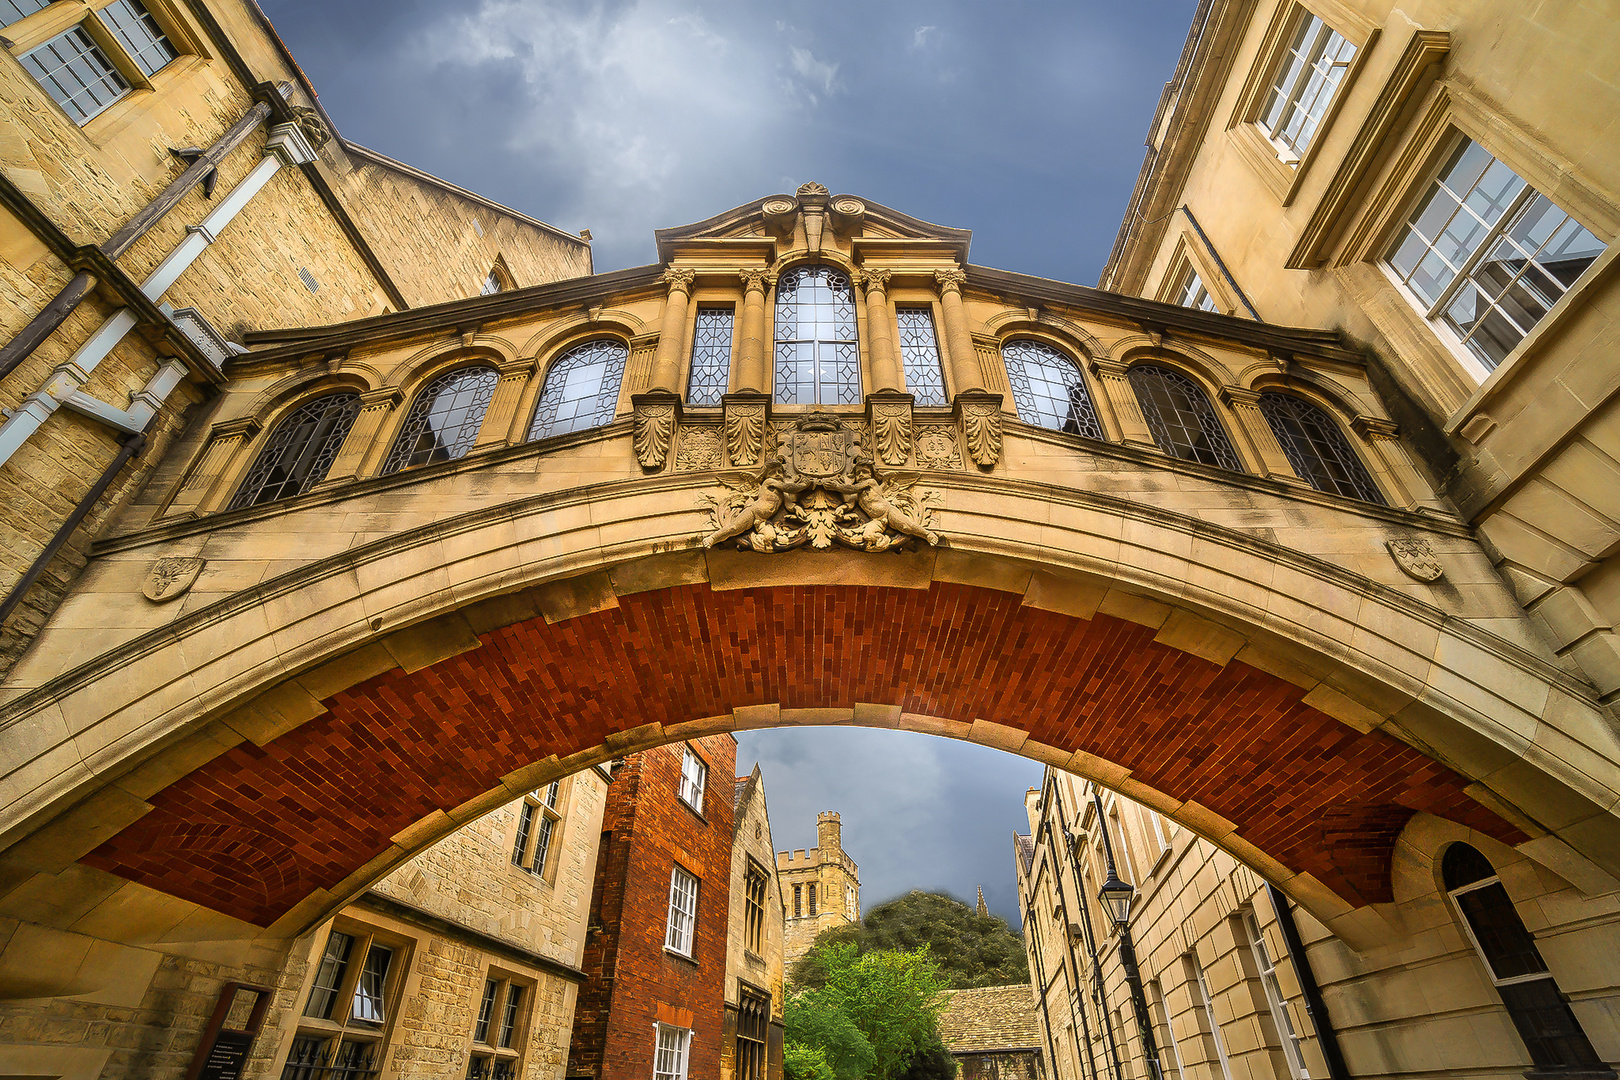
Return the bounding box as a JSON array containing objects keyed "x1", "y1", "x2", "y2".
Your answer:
[
  {"x1": 768, "y1": 249, "x2": 858, "y2": 281},
  {"x1": 3, "y1": 467, "x2": 1616, "y2": 956},
  {"x1": 1114, "y1": 336, "x2": 1239, "y2": 389},
  {"x1": 389, "y1": 337, "x2": 517, "y2": 391},
  {"x1": 210, "y1": 374, "x2": 375, "y2": 510},
  {"x1": 514, "y1": 325, "x2": 638, "y2": 441},
  {"x1": 983, "y1": 310, "x2": 1112, "y2": 364}
]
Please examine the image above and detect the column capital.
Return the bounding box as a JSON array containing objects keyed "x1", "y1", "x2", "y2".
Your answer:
[
  {"x1": 496, "y1": 358, "x2": 538, "y2": 382},
  {"x1": 1220, "y1": 385, "x2": 1264, "y2": 409},
  {"x1": 856, "y1": 268, "x2": 892, "y2": 292},
  {"x1": 1090, "y1": 358, "x2": 1134, "y2": 380},
  {"x1": 933, "y1": 268, "x2": 968, "y2": 294},
  {"x1": 210, "y1": 415, "x2": 262, "y2": 441},
  {"x1": 661, "y1": 267, "x2": 696, "y2": 294},
  {"x1": 358, "y1": 387, "x2": 405, "y2": 412},
  {"x1": 739, "y1": 269, "x2": 773, "y2": 293}
]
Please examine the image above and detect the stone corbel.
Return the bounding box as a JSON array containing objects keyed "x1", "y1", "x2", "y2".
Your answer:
[
  {"x1": 955, "y1": 390, "x2": 1004, "y2": 469},
  {"x1": 797, "y1": 182, "x2": 829, "y2": 253},
  {"x1": 723, "y1": 392, "x2": 770, "y2": 467},
  {"x1": 867, "y1": 391, "x2": 915, "y2": 467},
  {"x1": 632, "y1": 390, "x2": 681, "y2": 471}
]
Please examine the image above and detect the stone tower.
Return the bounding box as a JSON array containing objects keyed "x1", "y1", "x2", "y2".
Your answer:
[{"x1": 777, "y1": 811, "x2": 861, "y2": 973}]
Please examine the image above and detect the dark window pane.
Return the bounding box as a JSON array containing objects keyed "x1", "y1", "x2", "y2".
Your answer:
[
  {"x1": 21, "y1": 28, "x2": 129, "y2": 124},
  {"x1": 1456, "y1": 882, "x2": 1549, "y2": 982},
  {"x1": 1497, "y1": 979, "x2": 1605, "y2": 1068},
  {"x1": 383, "y1": 366, "x2": 498, "y2": 474},
  {"x1": 473, "y1": 979, "x2": 498, "y2": 1043},
  {"x1": 282, "y1": 1036, "x2": 329, "y2": 1080},
  {"x1": 231, "y1": 394, "x2": 361, "y2": 509},
  {"x1": 304, "y1": 930, "x2": 354, "y2": 1019},
  {"x1": 1127, "y1": 365, "x2": 1243, "y2": 471},
  {"x1": 1442, "y1": 842, "x2": 1497, "y2": 890},
  {"x1": 1258, "y1": 393, "x2": 1384, "y2": 503},
  {"x1": 97, "y1": 0, "x2": 178, "y2": 76}
]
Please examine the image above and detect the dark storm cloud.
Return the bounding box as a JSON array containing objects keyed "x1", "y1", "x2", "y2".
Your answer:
[
  {"x1": 735, "y1": 729, "x2": 1042, "y2": 927},
  {"x1": 258, "y1": 0, "x2": 1196, "y2": 278},
  {"x1": 255, "y1": 0, "x2": 1196, "y2": 929}
]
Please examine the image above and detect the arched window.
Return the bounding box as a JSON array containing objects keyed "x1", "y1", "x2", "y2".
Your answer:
[
  {"x1": 773, "y1": 265, "x2": 859, "y2": 405},
  {"x1": 1002, "y1": 339, "x2": 1104, "y2": 439},
  {"x1": 1443, "y1": 843, "x2": 1605, "y2": 1070},
  {"x1": 528, "y1": 339, "x2": 628, "y2": 441},
  {"x1": 1257, "y1": 393, "x2": 1385, "y2": 503},
  {"x1": 228, "y1": 392, "x2": 360, "y2": 510},
  {"x1": 1127, "y1": 364, "x2": 1243, "y2": 471},
  {"x1": 381, "y1": 366, "x2": 499, "y2": 475}
]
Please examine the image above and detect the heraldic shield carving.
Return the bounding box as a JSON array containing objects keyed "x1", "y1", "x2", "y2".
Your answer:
[{"x1": 701, "y1": 412, "x2": 941, "y2": 552}]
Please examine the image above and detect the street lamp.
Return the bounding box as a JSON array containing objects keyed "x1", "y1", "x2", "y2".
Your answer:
[{"x1": 1098, "y1": 868, "x2": 1135, "y2": 928}]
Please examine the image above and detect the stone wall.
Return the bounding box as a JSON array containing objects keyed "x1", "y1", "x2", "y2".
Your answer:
[
  {"x1": 722, "y1": 769, "x2": 786, "y2": 1080},
  {"x1": 776, "y1": 815, "x2": 860, "y2": 974},
  {"x1": 569, "y1": 736, "x2": 737, "y2": 1080}
]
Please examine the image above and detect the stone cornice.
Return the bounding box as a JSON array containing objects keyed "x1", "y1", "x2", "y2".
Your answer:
[{"x1": 353, "y1": 891, "x2": 588, "y2": 983}]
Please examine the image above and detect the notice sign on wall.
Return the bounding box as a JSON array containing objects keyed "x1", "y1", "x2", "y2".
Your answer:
[{"x1": 185, "y1": 983, "x2": 273, "y2": 1080}]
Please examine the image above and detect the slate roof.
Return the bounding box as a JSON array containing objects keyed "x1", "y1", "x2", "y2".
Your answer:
[
  {"x1": 937, "y1": 985, "x2": 1044, "y2": 1053},
  {"x1": 734, "y1": 776, "x2": 751, "y2": 810}
]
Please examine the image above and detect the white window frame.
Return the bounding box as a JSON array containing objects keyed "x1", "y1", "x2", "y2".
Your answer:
[
  {"x1": 678, "y1": 745, "x2": 707, "y2": 814},
  {"x1": 654, "y1": 1023, "x2": 692, "y2": 1080},
  {"x1": 1243, "y1": 912, "x2": 1310, "y2": 1079},
  {"x1": 510, "y1": 781, "x2": 562, "y2": 880},
  {"x1": 1446, "y1": 875, "x2": 1552, "y2": 989},
  {"x1": 665, "y1": 864, "x2": 699, "y2": 957},
  {"x1": 1257, "y1": 7, "x2": 1357, "y2": 165},
  {"x1": 1190, "y1": 953, "x2": 1234, "y2": 1080},
  {"x1": 1381, "y1": 134, "x2": 1608, "y2": 381},
  {"x1": 1173, "y1": 266, "x2": 1218, "y2": 312}
]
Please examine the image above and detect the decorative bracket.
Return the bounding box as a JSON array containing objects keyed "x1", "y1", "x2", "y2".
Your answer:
[
  {"x1": 867, "y1": 391, "x2": 914, "y2": 467},
  {"x1": 955, "y1": 390, "x2": 1004, "y2": 469},
  {"x1": 631, "y1": 390, "x2": 681, "y2": 471},
  {"x1": 722, "y1": 391, "x2": 770, "y2": 467}
]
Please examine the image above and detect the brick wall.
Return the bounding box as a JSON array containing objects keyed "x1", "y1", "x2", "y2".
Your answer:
[{"x1": 568, "y1": 735, "x2": 737, "y2": 1080}]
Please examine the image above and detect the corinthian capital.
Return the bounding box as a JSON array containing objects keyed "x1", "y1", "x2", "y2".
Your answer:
[
  {"x1": 739, "y1": 269, "x2": 770, "y2": 293},
  {"x1": 662, "y1": 267, "x2": 696, "y2": 294},
  {"x1": 934, "y1": 268, "x2": 967, "y2": 294},
  {"x1": 858, "y1": 268, "x2": 893, "y2": 292}
]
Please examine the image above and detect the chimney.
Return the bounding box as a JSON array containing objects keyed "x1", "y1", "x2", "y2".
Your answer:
[{"x1": 817, "y1": 811, "x2": 842, "y2": 855}]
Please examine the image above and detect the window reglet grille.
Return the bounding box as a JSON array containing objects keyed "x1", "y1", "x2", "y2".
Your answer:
[
  {"x1": 1003, "y1": 339, "x2": 1103, "y2": 439},
  {"x1": 528, "y1": 339, "x2": 627, "y2": 440},
  {"x1": 1127, "y1": 365, "x2": 1242, "y2": 471},
  {"x1": 687, "y1": 307, "x2": 734, "y2": 407}
]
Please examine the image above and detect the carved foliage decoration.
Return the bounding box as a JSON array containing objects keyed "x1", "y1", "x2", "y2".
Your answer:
[
  {"x1": 633, "y1": 400, "x2": 676, "y2": 469},
  {"x1": 916, "y1": 426, "x2": 962, "y2": 470},
  {"x1": 1386, "y1": 538, "x2": 1444, "y2": 582},
  {"x1": 961, "y1": 400, "x2": 1002, "y2": 467},
  {"x1": 143, "y1": 557, "x2": 205, "y2": 603},
  {"x1": 725, "y1": 400, "x2": 767, "y2": 466},
  {"x1": 872, "y1": 400, "x2": 912, "y2": 466},
  {"x1": 677, "y1": 425, "x2": 723, "y2": 471},
  {"x1": 701, "y1": 412, "x2": 940, "y2": 553}
]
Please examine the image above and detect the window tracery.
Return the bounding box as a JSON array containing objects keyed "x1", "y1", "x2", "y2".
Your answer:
[
  {"x1": 381, "y1": 366, "x2": 498, "y2": 475},
  {"x1": 229, "y1": 392, "x2": 361, "y2": 510},
  {"x1": 527, "y1": 339, "x2": 628, "y2": 441},
  {"x1": 773, "y1": 266, "x2": 860, "y2": 405},
  {"x1": 1257, "y1": 392, "x2": 1384, "y2": 503},
  {"x1": 1127, "y1": 364, "x2": 1243, "y2": 470},
  {"x1": 1002, "y1": 339, "x2": 1104, "y2": 439}
]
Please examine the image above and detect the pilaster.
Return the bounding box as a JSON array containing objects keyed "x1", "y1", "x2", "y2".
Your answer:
[
  {"x1": 315, "y1": 387, "x2": 404, "y2": 488},
  {"x1": 735, "y1": 270, "x2": 774, "y2": 394},
  {"x1": 1353, "y1": 415, "x2": 1443, "y2": 510},
  {"x1": 477, "y1": 358, "x2": 538, "y2": 448},
  {"x1": 1222, "y1": 386, "x2": 1312, "y2": 488},
  {"x1": 857, "y1": 269, "x2": 901, "y2": 393},
  {"x1": 165, "y1": 415, "x2": 260, "y2": 518},
  {"x1": 1090, "y1": 359, "x2": 1157, "y2": 449}
]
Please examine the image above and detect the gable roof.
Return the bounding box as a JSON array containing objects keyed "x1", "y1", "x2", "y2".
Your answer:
[{"x1": 937, "y1": 985, "x2": 1043, "y2": 1054}]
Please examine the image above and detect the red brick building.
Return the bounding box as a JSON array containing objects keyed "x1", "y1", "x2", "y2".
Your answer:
[{"x1": 568, "y1": 734, "x2": 738, "y2": 1080}]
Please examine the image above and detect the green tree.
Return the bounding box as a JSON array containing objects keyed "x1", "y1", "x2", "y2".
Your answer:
[
  {"x1": 897, "y1": 1042, "x2": 958, "y2": 1080},
  {"x1": 823, "y1": 941, "x2": 952, "y2": 1079},
  {"x1": 784, "y1": 990, "x2": 874, "y2": 1080},
  {"x1": 783, "y1": 1042, "x2": 834, "y2": 1080},
  {"x1": 792, "y1": 891, "x2": 1029, "y2": 990}
]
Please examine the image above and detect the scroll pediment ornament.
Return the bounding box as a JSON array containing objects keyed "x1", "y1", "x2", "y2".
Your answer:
[
  {"x1": 143, "y1": 557, "x2": 205, "y2": 603},
  {"x1": 701, "y1": 412, "x2": 940, "y2": 553},
  {"x1": 632, "y1": 392, "x2": 679, "y2": 470},
  {"x1": 1386, "y1": 538, "x2": 1444, "y2": 582}
]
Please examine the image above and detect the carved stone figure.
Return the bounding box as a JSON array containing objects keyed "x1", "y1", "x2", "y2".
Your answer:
[
  {"x1": 143, "y1": 557, "x2": 205, "y2": 603},
  {"x1": 288, "y1": 104, "x2": 332, "y2": 151},
  {"x1": 700, "y1": 413, "x2": 940, "y2": 553},
  {"x1": 1387, "y1": 538, "x2": 1444, "y2": 582}
]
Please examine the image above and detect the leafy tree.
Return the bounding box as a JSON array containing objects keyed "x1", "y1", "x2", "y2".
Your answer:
[
  {"x1": 792, "y1": 891, "x2": 1028, "y2": 990},
  {"x1": 784, "y1": 1041, "x2": 834, "y2": 1080},
  {"x1": 897, "y1": 1041, "x2": 958, "y2": 1080},
  {"x1": 823, "y1": 941, "x2": 952, "y2": 1079},
  {"x1": 784, "y1": 990, "x2": 874, "y2": 1080}
]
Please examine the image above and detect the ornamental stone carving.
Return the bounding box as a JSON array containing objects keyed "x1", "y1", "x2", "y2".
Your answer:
[
  {"x1": 916, "y1": 426, "x2": 963, "y2": 470},
  {"x1": 288, "y1": 104, "x2": 332, "y2": 151},
  {"x1": 701, "y1": 412, "x2": 940, "y2": 553},
  {"x1": 631, "y1": 392, "x2": 679, "y2": 470},
  {"x1": 934, "y1": 267, "x2": 967, "y2": 294},
  {"x1": 724, "y1": 395, "x2": 768, "y2": 466},
  {"x1": 1387, "y1": 538, "x2": 1444, "y2": 582},
  {"x1": 661, "y1": 267, "x2": 696, "y2": 293},
  {"x1": 143, "y1": 557, "x2": 205, "y2": 603},
  {"x1": 869, "y1": 395, "x2": 913, "y2": 466},
  {"x1": 676, "y1": 425, "x2": 723, "y2": 471},
  {"x1": 957, "y1": 393, "x2": 1004, "y2": 468},
  {"x1": 797, "y1": 181, "x2": 830, "y2": 197}
]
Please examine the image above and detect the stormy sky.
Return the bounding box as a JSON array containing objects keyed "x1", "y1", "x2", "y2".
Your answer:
[{"x1": 255, "y1": 0, "x2": 1198, "y2": 926}]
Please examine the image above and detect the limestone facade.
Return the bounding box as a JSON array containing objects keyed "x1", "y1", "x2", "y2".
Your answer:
[
  {"x1": 1100, "y1": 0, "x2": 1620, "y2": 713},
  {"x1": 1020, "y1": 766, "x2": 1620, "y2": 1079},
  {"x1": 776, "y1": 811, "x2": 861, "y2": 974},
  {"x1": 0, "y1": 0, "x2": 589, "y2": 677},
  {"x1": 723, "y1": 767, "x2": 786, "y2": 1080}
]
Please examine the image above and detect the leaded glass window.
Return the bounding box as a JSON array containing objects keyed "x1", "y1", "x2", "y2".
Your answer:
[
  {"x1": 773, "y1": 266, "x2": 860, "y2": 405},
  {"x1": 1384, "y1": 137, "x2": 1607, "y2": 372},
  {"x1": 230, "y1": 393, "x2": 361, "y2": 510},
  {"x1": 350, "y1": 945, "x2": 391, "y2": 1025},
  {"x1": 687, "y1": 307, "x2": 734, "y2": 407},
  {"x1": 21, "y1": 27, "x2": 129, "y2": 124},
  {"x1": 1128, "y1": 365, "x2": 1243, "y2": 471},
  {"x1": 1443, "y1": 844, "x2": 1605, "y2": 1070},
  {"x1": 1002, "y1": 340, "x2": 1104, "y2": 439},
  {"x1": 1258, "y1": 9, "x2": 1356, "y2": 163},
  {"x1": 528, "y1": 339, "x2": 627, "y2": 440},
  {"x1": 1258, "y1": 393, "x2": 1384, "y2": 503},
  {"x1": 382, "y1": 366, "x2": 498, "y2": 474},
  {"x1": 896, "y1": 307, "x2": 948, "y2": 406},
  {"x1": 97, "y1": 0, "x2": 177, "y2": 77},
  {"x1": 0, "y1": 0, "x2": 49, "y2": 29}
]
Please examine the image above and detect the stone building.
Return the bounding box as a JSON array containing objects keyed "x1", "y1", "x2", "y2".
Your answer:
[
  {"x1": 723, "y1": 767, "x2": 786, "y2": 1080},
  {"x1": 777, "y1": 811, "x2": 861, "y2": 973},
  {"x1": 0, "y1": 0, "x2": 590, "y2": 677},
  {"x1": 937, "y1": 985, "x2": 1047, "y2": 1080},
  {"x1": 567, "y1": 735, "x2": 741, "y2": 1080},
  {"x1": 257, "y1": 768, "x2": 609, "y2": 1080}
]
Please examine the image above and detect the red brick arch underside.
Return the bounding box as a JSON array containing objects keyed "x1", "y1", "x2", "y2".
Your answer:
[{"x1": 85, "y1": 581, "x2": 1523, "y2": 927}]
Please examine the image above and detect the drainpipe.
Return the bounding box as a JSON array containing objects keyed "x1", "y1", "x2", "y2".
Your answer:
[
  {"x1": 0, "y1": 121, "x2": 316, "y2": 469},
  {"x1": 1063, "y1": 799, "x2": 1125, "y2": 1080},
  {"x1": 1046, "y1": 782, "x2": 1103, "y2": 1080},
  {"x1": 0, "y1": 101, "x2": 272, "y2": 386},
  {"x1": 1265, "y1": 885, "x2": 1351, "y2": 1080}
]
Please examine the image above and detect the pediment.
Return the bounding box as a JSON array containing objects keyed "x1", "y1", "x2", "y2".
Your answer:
[{"x1": 655, "y1": 181, "x2": 971, "y2": 264}]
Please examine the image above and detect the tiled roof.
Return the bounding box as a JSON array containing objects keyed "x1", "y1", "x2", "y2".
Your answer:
[{"x1": 937, "y1": 985, "x2": 1043, "y2": 1053}]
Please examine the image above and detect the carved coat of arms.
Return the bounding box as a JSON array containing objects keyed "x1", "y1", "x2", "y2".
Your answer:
[
  {"x1": 701, "y1": 412, "x2": 941, "y2": 553},
  {"x1": 1386, "y1": 538, "x2": 1444, "y2": 582},
  {"x1": 142, "y1": 557, "x2": 205, "y2": 602}
]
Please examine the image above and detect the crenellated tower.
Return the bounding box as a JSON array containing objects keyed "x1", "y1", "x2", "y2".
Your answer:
[{"x1": 776, "y1": 811, "x2": 862, "y2": 973}]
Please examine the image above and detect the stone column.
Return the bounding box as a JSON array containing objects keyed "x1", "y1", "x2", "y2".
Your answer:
[
  {"x1": 859, "y1": 269, "x2": 901, "y2": 393},
  {"x1": 315, "y1": 386, "x2": 404, "y2": 488},
  {"x1": 934, "y1": 268, "x2": 983, "y2": 396},
  {"x1": 1090, "y1": 359, "x2": 1157, "y2": 449},
  {"x1": 476, "y1": 357, "x2": 538, "y2": 448},
  {"x1": 646, "y1": 268, "x2": 695, "y2": 393},
  {"x1": 163, "y1": 415, "x2": 260, "y2": 518},
  {"x1": 734, "y1": 269, "x2": 772, "y2": 393},
  {"x1": 1353, "y1": 415, "x2": 1444, "y2": 510},
  {"x1": 1222, "y1": 386, "x2": 1312, "y2": 487}
]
